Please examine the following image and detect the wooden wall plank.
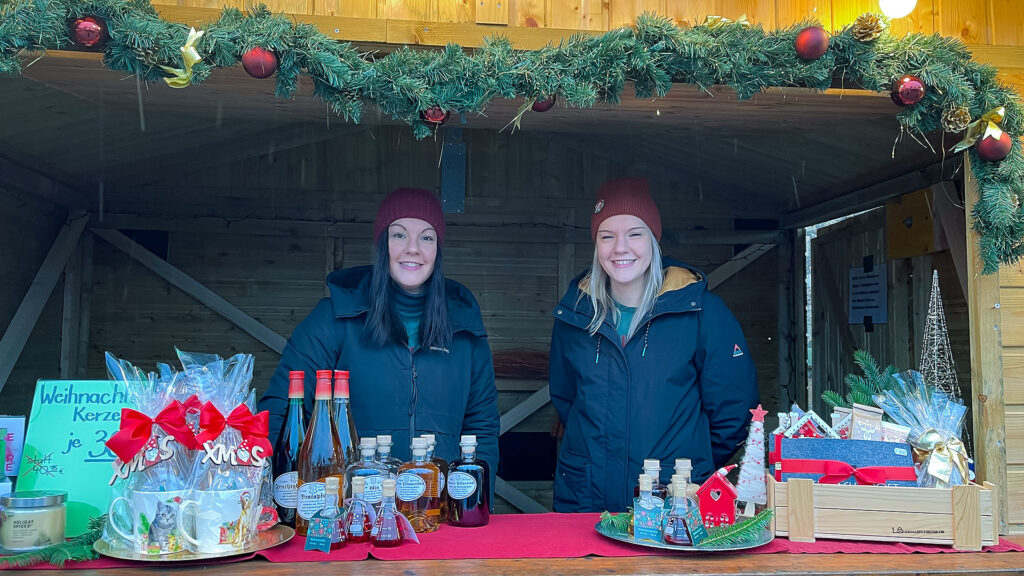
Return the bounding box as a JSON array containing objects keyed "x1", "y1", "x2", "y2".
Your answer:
[
  {"x1": 548, "y1": 1, "x2": 608, "y2": 31},
  {"x1": 998, "y1": 288, "x2": 1024, "y2": 347},
  {"x1": 936, "y1": 0, "x2": 990, "y2": 43},
  {"x1": 988, "y1": 0, "x2": 1024, "y2": 46},
  {"x1": 1008, "y1": 410, "x2": 1024, "y2": 464},
  {"x1": 509, "y1": 0, "x2": 546, "y2": 27},
  {"x1": 1004, "y1": 348, "x2": 1024, "y2": 404},
  {"x1": 775, "y1": 0, "x2": 830, "y2": 28},
  {"x1": 832, "y1": 0, "x2": 934, "y2": 36},
  {"x1": 475, "y1": 0, "x2": 507, "y2": 24},
  {"x1": 611, "y1": 0, "x2": 666, "y2": 29},
  {"x1": 1010, "y1": 467, "x2": 1024, "y2": 526},
  {"x1": 335, "y1": 0, "x2": 378, "y2": 18}
]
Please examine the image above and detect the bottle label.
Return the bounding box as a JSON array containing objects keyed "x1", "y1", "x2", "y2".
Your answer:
[
  {"x1": 363, "y1": 475, "x2": 384, "y2": 504},
  {"x1": 396, "y1": 473, "x2": 426, "y2": 501},
  {"x1": 297, "y1": 481, "x2": 326, "y2": 520},
  {"x1": 273, "y1": 471, "x2": 299, "y2": 508},
  {"x1": 446, "y1": 471, "x2": 477, "y2": 499},
  {"x1": 438, "y1": 471, "x2": 445, "y2": 492}
]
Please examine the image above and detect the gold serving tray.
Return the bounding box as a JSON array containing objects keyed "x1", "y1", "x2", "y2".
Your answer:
[{"x1": 94, "y1": 524, "x2": 294, "y2": 562}]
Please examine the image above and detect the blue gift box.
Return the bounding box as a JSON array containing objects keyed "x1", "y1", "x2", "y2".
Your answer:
[{"x1": 776, "y1": 437, "x2": 917, "y2": 487}]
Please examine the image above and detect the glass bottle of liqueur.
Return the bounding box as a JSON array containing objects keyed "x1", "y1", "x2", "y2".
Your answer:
[
  {"x1": 633, "y1": 459, "x2": 668, "y2": 501},
  {"x1": 632, "y1": 474, "x2": 665, "y2": 543},
  {"x1": 272, "y1": 370, "x2": 306, "y2": 527},
  {"x1": 663, "y1": 482, "x2": 696, "y2": 545},
  {"x1": 446, "y1": 435, "x2": 490, "y2": 527},
  {"x1": 396, "y1": 437, "x2": 441, "y2": 533},
  {"x1": 375, "y1": 435, "x2": 402, "y2": 479},
  {"x1": 322, "y1": 476, "x2": 346, "y2": 550},
  {"x1": 674, "y1": 458, "x2": 701, "y2": 499},
  {"x1": 345, "y1": 437, "x2": 389, "y2": 505},
  {"x1": 421, "y1": 434, "x2": 449, "y2": 522},
  {"x1": 296, "y1": 370, "x2": 346, "y2": 536},
  {"x1": 370, "y1": 478, "x2": 403, "y2": 547},
  {"x1": 345, "y1": 476, "x2": 374, "y2": 543},
  {"x1": 332, "y1": 370, "x2": 359, "y2": 464}
]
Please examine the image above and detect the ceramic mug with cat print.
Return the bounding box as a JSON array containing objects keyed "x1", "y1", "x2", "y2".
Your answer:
[
  {"x1": 108, "y1": 490, "x2": 188, "y2": 555},
  {"x1": 177, "y1": 488, "x2": 259, "y2": 554}
]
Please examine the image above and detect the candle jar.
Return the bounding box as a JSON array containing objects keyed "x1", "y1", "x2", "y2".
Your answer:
[{"x1": 0, "y1": 491, "x2": 67, "y2": 553}]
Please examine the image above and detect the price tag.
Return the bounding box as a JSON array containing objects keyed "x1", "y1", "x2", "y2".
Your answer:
[
  {"x1": 683, "y1": 506, "x2": 708, "y2": 545},
  {"x1": 304, "y1": 509, "x2": 337, "y2": 553}
]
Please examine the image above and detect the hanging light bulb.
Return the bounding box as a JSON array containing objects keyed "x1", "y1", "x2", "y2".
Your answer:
[{"x1": 879, "y1": 0, "x2": 917, "y2": 18}]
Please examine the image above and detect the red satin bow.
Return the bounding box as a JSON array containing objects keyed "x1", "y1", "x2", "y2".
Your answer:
[
  {"x1": 195, "y1": 404, "x2": 273, "y2": 458},
  {"x1": 781, "y1": 458, "x2": 917, "y2": 485},
  {"x1": 181, "y1": 394, "x2": 202, "y2": 414},
  {"x1": 105, "y1": 401, "x2": 198, "y2": 462}
]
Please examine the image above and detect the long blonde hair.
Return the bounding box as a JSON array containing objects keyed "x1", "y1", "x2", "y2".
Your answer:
[{"x1": 581, "y1": 226, "x2": 664, "y2": 340}]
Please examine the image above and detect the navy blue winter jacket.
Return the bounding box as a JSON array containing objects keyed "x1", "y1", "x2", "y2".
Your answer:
[
  {"x1": 258, "y1": 266, "x2": 499, "y2": 486},
  {"x1": 549, "y1": 260, "x2": 759, "y2": 512}
]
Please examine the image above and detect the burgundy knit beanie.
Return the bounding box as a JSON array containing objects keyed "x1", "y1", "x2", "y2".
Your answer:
[
  {"x1": 373, "y1": 188, "x2": 446, "y2": 244},
  {"x1": 590, "y1": 177, "x2": 662, "y2": 241}
]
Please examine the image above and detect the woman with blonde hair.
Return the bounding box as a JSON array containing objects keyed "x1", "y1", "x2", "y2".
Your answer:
[{"x1": 549, "y1": 177, "x2": 759, "y2": 512}]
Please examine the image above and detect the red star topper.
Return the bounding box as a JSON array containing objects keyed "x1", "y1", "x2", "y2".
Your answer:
[{"x1": 749, "y1": 404, "x2": 768, "y2": 423}]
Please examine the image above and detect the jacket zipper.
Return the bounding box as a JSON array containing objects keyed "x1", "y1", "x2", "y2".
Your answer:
[{"x1": 409, "y1": 347, "x2": 418, "y2": 447}]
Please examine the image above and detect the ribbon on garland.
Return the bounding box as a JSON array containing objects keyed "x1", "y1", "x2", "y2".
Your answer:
[
  {"x1": 952, "y1": 106, "x2": 1005, "y2": 153},
  {"x1": 105, "y1": 401, "x2": 198, "y2": 462},
  {"x1": 912, "y1": 428, "x2": 970, "y2": 486},
  {"x1": 161, "y1": 27, "x2": 204, "y2": 89},
  {"x1": 780, "y1": 458, "x2": 917, "y2": 485},
  {"x1": 703, "y1": 14, "x2": 751, "y2": 29},
  {"x1": 195, "y1": 403, "x2": 273, "y2": 458}
]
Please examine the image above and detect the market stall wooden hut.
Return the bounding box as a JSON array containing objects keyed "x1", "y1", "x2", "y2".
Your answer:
[{"x1": 1, "y1": 0, "x2": 1023, "y2": 531}]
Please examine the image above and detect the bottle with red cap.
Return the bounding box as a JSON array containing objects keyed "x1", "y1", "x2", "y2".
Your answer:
[
  {"x1": 296, "y1": 370, "x2": 346, "y2": 536},
  {"x1": 272, "y1": 370, "x2": 306, "y2": 527},
  {"x1": 332, "y1": 370, "x2": 359, "y2": 464}
]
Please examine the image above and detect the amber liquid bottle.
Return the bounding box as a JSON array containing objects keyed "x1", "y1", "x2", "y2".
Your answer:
[
  {"x1": 296, "y1": 370, "x2": 346, "y2": 536},
  {"x1": 422, "y1": 433, "x2": 449, "y2": 522},
  {"x1": 323, "y1": 476, "x2": 346, "y2": 550},
  {"x1": 446, "y1": 435, "x2": 490, "y2": 527},
  {"x1": 396, "y1": 438, "x2": 441, "y2": 533},
  {"x1": 272, "y1": 370, "x2": 306, "y2": 527},
  {"x1": 332, "y1": 370, "x2": 359, "y2": 464}
]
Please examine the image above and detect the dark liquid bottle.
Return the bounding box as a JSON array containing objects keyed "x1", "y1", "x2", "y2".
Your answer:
[
  {"x1": 333, "y1": 370, "x2": 359, "y2": 464},
  {"x1": 296, "y1": 370, "x2": 346, "y2": 536},
  {"x1": 370, "y1": 478, "x2": 403, "y2": 547},
  {"x1": 272, "y1": 370, "x2": 306, "y2": 527},
  {"x1": 345, "y1": 476, "x2": 374, "y2": 543},
  {"x1": 446, "y1": 434, "x2": 490, "y2": 527}
]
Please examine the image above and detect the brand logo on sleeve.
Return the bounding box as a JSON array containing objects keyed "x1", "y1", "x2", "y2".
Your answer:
[{"x1": 732, "y1": 344, "x2": 744, "y2": 358}]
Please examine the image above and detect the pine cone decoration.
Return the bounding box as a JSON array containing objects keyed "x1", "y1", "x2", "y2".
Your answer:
[
  {"x1": 941, "y1": 106, "x2": 972, "y2": 133},
  {"x1": 852, "y1": 13, "x2": 886, "y2": 42},
  {"x1": 134, "y1": 45, "x2": 160, "y2": 67}
]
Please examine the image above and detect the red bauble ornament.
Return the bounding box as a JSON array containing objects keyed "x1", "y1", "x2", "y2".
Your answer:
[
  {"x1": 241, "y1": 47, "x2": 278, "y2": 79},
  {"x1": 421, "y1": 106, "x2": 450, "y2": 125},
  {"x1": 794, "y1": 26, "x2": 829, "y2": 60},
  {"x1": 531, "y1": 94, "x2": 557, "y2": 112},
  {"x1": 72, "y1": 16, "x2": 108, "y2": 49},
  {"x1": 976, "y1": 131, "x2": 1013, "y2": 163},
  {"x1": 890, "y1": 75, "x2": 925, "y2": 106}
]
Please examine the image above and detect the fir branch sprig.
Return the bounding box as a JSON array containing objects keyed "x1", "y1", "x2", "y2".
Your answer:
[
  {"x1": 698, "y1": 508, "x2": 774, "y2": 548},
  {"x1": 0, "y1": 514, "x2": 106, "y2": 568},
  {"x1": 599, "y1": 508, "x2": 633, "y2": 534}
]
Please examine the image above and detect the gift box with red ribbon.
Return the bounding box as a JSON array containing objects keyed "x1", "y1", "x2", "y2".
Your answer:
[{"x1": 775, "y1": 437, "x2": 917, "y2": 486}]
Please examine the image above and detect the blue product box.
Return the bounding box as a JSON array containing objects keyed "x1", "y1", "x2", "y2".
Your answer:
[{"x1": 776, "y1": 437, "x2": 917, "y2": 487}]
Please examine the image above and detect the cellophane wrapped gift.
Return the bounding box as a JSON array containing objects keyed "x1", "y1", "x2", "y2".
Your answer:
[
  {"x1": 873, "y1": 370, "x2": 969, "y2": 488},
  {"x1": 101, "y1": 352, "x2": 200, "y2": 551},
  {"x1": 179, "y1": 350, "x2": 271, "y2": 547}
]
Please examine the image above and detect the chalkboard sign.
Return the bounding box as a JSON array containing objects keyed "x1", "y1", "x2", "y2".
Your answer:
[{"x1": 16, "y1": 380, "x2": 128, "y2": 536}]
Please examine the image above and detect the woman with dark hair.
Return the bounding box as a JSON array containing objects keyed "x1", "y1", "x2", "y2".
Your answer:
[
  {"x1": 549, "y1": 177, "x2": 759, "y2": 513},
  {"x1": 259, "y1": 188, "x2": 498, "y2": 478}
]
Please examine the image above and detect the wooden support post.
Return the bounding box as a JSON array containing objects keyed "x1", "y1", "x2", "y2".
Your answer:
[
  {"x1": 792, "y1": 229, "x2": 809, "y2": 409},
  {"x1": 787, "y1": 478, "x2": 816, "y2": 543},
  {"x1": 0, "y1": 213, "x2": 88, "y2": 395},
  {"x1": 707, "y1": 242, "x2": 777, "y2": 291},
  {"x1": 92, "y1": 229, "x2": 288, "y2": 355},
  {"x1": 952, "y1": 484, "x2": 982, "y2": 551},
  {"x1": 60, "y1": 241, "x2": 82, "y2": 378},
  {"x1": 500, "y1": 386, "x2": 550, "y2": 435},
  {"x1": 964, "y1": 156, "x2": 1009, "y2": 535}
]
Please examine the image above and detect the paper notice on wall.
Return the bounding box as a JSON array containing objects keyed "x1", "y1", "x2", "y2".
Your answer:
[{"x1": 848, "y1": 265, "x2": 887, "y2": 325}]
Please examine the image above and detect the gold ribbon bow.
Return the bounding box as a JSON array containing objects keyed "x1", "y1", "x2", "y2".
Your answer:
[
  {"x1": 912, "y1": 428, "x2": 970, "y2": 487},
  {"x1": 952, "y1": 106, "x2": 1005, "y2": 153},
  {"x1": 703, "y1": 14, "x2": 750, "y2": 29},
  {"x1": 161, "y1": 27, "x2": 204, "y2": 89}
]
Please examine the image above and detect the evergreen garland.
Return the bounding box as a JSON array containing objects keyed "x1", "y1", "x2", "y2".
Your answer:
[
  {"x1": 822, "y1": 349, "x2": 900, "y2": 409},
  {"x1": 1, "y1": 0, "x2": 1023, "y2": 270},
  {"x1": 0, "y1": 514, "x2": 104, "y2": 568}
]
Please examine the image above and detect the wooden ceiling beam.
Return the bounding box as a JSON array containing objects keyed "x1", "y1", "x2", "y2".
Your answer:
[{"x1": 0, "y1": 154, "x2": 88, "y2": 209}]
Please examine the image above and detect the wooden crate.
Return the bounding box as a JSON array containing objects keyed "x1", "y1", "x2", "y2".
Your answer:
[{"x1": 766, "y1": 476, "x2": 1000, "y2": 550}]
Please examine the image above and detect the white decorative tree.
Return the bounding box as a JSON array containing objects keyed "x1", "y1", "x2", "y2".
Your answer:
[
  {"x1": 919, "y1": 270, "x2": 960, "y2": 399},
  {"x1": 736, "y1": 404, "x2": 768, "y2": 515}
]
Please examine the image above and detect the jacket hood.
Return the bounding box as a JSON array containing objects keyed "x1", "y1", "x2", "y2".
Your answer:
[
  {"x1": 557, "y1": 257, "x2": 707, "y2": 320},
  {"x1": 326, "y1": 265, "x2": 486, "y2": 337}
]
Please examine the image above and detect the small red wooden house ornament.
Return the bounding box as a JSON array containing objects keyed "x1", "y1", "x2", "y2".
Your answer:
[{"x1": 696, "y1": 464, "x2": 738, "y2": 527}]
